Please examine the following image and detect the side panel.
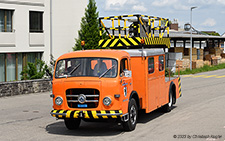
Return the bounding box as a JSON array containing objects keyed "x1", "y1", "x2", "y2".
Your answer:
[
  {"x1": 146, "y1": 56, "x2": 159, "y2": 112},
  {"x1": 130, "y1": 57, "x2": 146, "y2": 109},
  {"x1": 158, "y1": 55, "x2": 167, "y2": 106}
]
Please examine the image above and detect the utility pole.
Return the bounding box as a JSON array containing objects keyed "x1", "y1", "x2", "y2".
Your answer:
[
  {"x1": 50, "y1": 0, "x2": 53, "y2": 62},
  {"x1": 190, "y1": 6, "x2": 197, "y2": 70}
]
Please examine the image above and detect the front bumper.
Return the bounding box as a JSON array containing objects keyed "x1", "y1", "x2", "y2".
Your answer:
[{"x1": 50, "y1": 109, "x2": 123, "y2": 119}]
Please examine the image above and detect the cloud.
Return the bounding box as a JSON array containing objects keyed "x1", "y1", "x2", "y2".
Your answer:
[
  {"x1": 132, "y1": 5, "x2": 147, "y2": 12},
  {"x1": 152, "y1": 0, "x2": 178, "y2": 7},
  {"x1": 152, "y1": 0, "x2": 189, "y2": 10},
  {"x1": 105, "y1": 0, "x2": 138, "y2": 11},
  {"x1": 217, "y1": 0, "x2": 225, "y2": 5},
  {"x1": 201, "y1": 18, "x2": 216, "y2": 27}
]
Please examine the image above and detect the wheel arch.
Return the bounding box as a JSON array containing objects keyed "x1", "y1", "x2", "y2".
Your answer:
[
  {"x1": 170, "y1": 82, "x2": 176, "y2": 104},
  {"x1": 129, "y1": 91, "x2": 140, "y2": 110}
]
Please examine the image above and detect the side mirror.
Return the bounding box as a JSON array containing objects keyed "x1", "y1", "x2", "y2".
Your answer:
[
  {"x1": 124, "y1": 70, "x2": 132, "y2": 78},
  {"x1": 46, "y1": 69, "x2": 53, "y2": 80}
]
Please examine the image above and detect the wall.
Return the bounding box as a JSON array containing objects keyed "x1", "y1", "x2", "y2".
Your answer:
[
  {"x1": 0, "y1": 0, "x2": 45, "y2": 53},
  {"x1": 0, "y1": 79, "x2": 51, "y2": 97},
  {"x1": 43, "y1": 0, "x2": 87, "y2": 63}
]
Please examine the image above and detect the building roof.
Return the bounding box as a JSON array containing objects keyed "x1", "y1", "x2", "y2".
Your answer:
[
  {"x1": 222, "y1": 32, "x2": 225, "y2": 37},
  {"x1": 168, "y1": 30, "x2": 225, "y2": 40}
]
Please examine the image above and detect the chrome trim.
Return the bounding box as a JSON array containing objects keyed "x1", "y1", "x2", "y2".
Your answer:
[
  {"x1": 50, "y1": 112, "x2": 67, "y2": 116},
  {"x1": 121, "y1": 113, "x2": 129, "y2": 122},
  {"x1": 68, "y1": 100, "x2": 99, "y2": 103},
  {"x1": 96, "y1": 113, "x2": 123, "y2": 116},
  {"x1": 66, "y1": 95, "x2": 99, "y2": 97}
]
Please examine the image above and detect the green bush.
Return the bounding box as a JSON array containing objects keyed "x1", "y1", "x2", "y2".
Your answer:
[
  {"x1": 20, "y1": 59, "x2": 48, "y2": 80},
  {"x1": 165, "y1": 68, "x2": 174, "y2": 77}
]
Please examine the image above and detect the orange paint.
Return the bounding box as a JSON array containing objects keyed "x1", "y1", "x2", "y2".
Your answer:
[{"x1": 52, "y1": 49, "x2": 181, "y2": 116}]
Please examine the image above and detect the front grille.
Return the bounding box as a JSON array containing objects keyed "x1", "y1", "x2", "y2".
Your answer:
[{"x1": 66, "y1": 89, "x2": 100, "y2": 108}]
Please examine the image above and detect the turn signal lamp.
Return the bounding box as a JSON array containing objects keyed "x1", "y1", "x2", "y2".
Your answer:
[
  {"x1": 141, "y1": 39, "x2": 145, "y2": 44},
  {"x1": 81, "y1": 40, "x2": 85, "y2": 46}
]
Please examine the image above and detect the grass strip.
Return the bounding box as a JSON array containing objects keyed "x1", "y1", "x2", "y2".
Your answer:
[{"x1": 175, "y1": 63, "x2": 225, "y2": 75}]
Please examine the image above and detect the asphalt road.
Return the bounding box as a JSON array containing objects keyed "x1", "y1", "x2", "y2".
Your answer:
[{"x1": 0, "y1": 69, "x2": 225, "y2": 141}]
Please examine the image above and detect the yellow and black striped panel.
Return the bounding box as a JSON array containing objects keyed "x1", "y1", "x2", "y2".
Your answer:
[
  {"x1": 99, "y1": 37, "x2": 170, "y2": 48},
  {"x1": 178, "y1": 77, "x2": 182, "y2": 97},
  {"x1": 99, "y1": 37, "x2": 141, "y2": 48},
  {"x1": 51, "y1": 110, "x2": 123, "y2": 119},
  {"x1": 142, "y1": 37, "x2": 170, "y2": 48}
]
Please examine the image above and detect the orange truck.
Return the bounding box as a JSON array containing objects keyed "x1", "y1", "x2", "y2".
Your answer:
[{"x1": 50, "y1": 14, "x2": 182, "y2": 131}]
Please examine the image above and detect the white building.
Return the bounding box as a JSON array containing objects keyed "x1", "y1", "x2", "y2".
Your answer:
[{"x1": 0, "y1": 0, "x2": 87, "y2": 82}]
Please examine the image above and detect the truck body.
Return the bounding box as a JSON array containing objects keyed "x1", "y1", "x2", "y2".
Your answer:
[
  {"x1": 50, "y1": 14, "x2": 182, "y2": 131},
  {"x1": 50, "y1": 49, "x2": 181, "y2": 130}
]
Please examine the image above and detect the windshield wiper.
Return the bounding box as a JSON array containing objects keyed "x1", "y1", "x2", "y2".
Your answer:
[
  {"x1": 68, "y1": 63, "x2": 81, "y2": 76},
  {"x1": 99, "y1": 65, "x2": 115, "y2": 79}
]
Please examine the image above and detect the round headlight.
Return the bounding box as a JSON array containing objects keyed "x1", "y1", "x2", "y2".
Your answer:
[
  {"x1": 55, "y1": 96, "x2": 63, "y2": 106},
  {"x1": 103, "y1": 97, "x2": 112, "y2": 106}
]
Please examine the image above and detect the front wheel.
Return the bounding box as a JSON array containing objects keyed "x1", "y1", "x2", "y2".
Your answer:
[
  {"x1": 64, "y1": 118, "x2": 81, "y2": 130},
  {"x1": 122, "y1": 98, "x2": 138, "y2": 131},
  {"x1": 162, "y1": 90, "x2": 173, "y2": 112}
]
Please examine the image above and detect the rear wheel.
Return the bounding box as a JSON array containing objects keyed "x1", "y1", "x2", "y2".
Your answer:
[
  {"x1": 64, "y1": 118, "x2": 81, "y2": 130},
  {"x1": 162, "y1": 90, "x2": 173, "y2": 112},
  {"x1": 122, "y1": 98, "x2": 138, "y2": 131}
]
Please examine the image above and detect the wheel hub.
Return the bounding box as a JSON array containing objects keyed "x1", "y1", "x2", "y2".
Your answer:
[{"x1": 130, "y1": 105, "x2": 137, "y2": 125}]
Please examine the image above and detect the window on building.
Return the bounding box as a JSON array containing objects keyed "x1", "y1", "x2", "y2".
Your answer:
[
  {"x1": 0, "y1": 9, "x2": 13, "y2": 32},
  {"x1": 0, "y1": 52, "x2": 42, "y2": 82},
  {"x1": 0, "y1": 54, "x2": 5, "y2": 82},
  {"x1": 159, "y1": 56, "x2": 164, "y2": 71},
  {"x1": 29, "y1": 11, "x2": 43, "y2": 33},
  {"x1": 17, "y1": 53, "x2": 23, "y2": 81},
  {"x1": 221, "y1": 43, "x2": 224, "y2": 48},
  {"x1": 6, "y1": 53, "x2": 16, "y2": 81},
  {"x1": 27, "y1": 53, "x2": 36, "y2": 63},
  {"x1": 148, "y1": 57, "x2": 154, "y2": 74}
]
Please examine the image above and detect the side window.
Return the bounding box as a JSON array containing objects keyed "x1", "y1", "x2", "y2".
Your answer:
[
  {"x1": 120, "y1": 58, "x2": 128, "y2": 76},
  {"x1": 148, "y1": 57, "x2": 154, "y2": 74},
  {"x1": 159, "y1": 56, "x2": 164, "y2": 71}
]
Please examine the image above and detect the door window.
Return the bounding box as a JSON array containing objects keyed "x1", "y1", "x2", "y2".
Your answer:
[
  {"x1": 159, "y1": 56, "x2": 164, "y2": 71},
  {"x1": 148, "y1": 57, "x2": 154, "y2": 74},
  {"x1": 120, "y1": 58, "x2": 128, "y2": 76}
]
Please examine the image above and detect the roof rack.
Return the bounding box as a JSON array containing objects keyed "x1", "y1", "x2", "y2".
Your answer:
[{"x1": 99, "y1": 14, "x2": 170, "y2": 48}]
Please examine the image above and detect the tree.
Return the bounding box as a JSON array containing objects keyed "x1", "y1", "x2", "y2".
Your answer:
[{"x1": 73, "y1": 0, "x2": 100, "y2": 50}]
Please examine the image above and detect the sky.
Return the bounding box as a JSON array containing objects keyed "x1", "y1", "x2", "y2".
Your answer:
[{"x1": 95, "y1": 0, "x2": 225, "y2": 35}]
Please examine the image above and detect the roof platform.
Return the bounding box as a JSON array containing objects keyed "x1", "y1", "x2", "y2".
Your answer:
[{"x1": 98, "y1": 14, "x2": 171, "y2": 49}]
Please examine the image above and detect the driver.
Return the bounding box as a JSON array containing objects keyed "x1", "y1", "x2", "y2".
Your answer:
[{"x1": 93, "y1": 59, "x2": 107, "y2": 76}]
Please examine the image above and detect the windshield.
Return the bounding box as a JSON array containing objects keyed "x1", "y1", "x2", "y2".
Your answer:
[{"x1": 55, "y1": 57, "x2": 118, "y2": 78}]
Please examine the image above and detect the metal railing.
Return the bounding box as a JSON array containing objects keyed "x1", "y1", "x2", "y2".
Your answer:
[{"x1": 99, "y1": 14, "x2": 170, "y2": 39}]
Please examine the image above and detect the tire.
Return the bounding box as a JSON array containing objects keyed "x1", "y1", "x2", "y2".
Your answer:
[
  {"x1": 64, "y1": 118, "x2": 81, "y2": 130},
  {"x1": 162, "y1": 90, "x2": 173, "y2": 112},
  {"x1": 122, "y1": 98, "x2": 138, "y2": 131}
]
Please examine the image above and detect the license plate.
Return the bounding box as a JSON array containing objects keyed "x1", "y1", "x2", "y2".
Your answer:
[{"x1": 77, "y1": 104, "x2": 87, "y2": 108}]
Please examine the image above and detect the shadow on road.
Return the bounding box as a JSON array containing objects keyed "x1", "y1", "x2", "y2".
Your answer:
[
  {"x1": 46, "y1": 106, "x2": 176, "y2": 136},
  {"x1": 138, "y1": 106, "x2": 177, "y2": 124},
  {"x1": 46, "y1": 120, "x2": 123, "y2": 136}
]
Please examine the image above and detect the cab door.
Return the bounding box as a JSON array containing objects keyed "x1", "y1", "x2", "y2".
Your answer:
[{"x1": 120, "y1": 58, "x2": 133, "y2": 101}]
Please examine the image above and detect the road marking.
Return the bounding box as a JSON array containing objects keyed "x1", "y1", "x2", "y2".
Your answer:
[
  {"x1": 182, "y1": 75, "x2": 225, "y2": 79},
  {"x1": 183, "y1": 75, "x2": 194, "y2": 77},
  {"x1": 202, "y1": 75, "x2": 217, "y2": 78},
  {"x1": 192, "y1": 75, "x2": 207, "y2": 78},
  {"x1": 215, "y1": 75, "x2": 225, "y2": 78}
]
